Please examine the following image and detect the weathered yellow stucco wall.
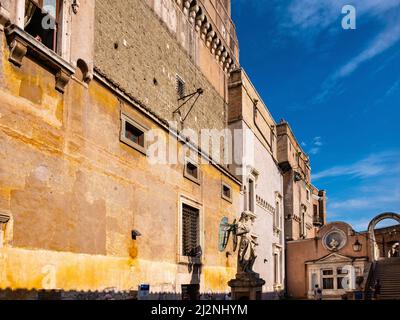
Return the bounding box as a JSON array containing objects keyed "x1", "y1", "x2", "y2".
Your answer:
[{"x1": 0, "y1": 36, "x2": 238, "y2": 293}]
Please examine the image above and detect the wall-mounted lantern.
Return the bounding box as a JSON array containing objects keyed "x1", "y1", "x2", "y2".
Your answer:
[{"x1": 131, "y1": 230, "x2": 142, "y2": 240}]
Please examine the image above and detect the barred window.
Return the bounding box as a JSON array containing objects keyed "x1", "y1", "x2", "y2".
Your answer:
[
  {"x1": 182, "y1": 204, "x2": 200, "y2": 257},
  {"x1": 176, "y1": 75, "x2": 185, "y2": 98}
]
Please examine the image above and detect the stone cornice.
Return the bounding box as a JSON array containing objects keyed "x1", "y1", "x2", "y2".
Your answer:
[{"x1": 174, "y1": 0, "x2": 238, "y2": 74}]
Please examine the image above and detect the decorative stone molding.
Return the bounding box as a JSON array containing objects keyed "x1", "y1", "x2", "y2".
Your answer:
[
  {"x1": 0, "y1": 213, "x2": 10, "y2": 224},
  {"x1": 200, "y1": 21, "x2": 210, "y2": 40},
  {"x1": 195, "y1": 13, "x2": 205, "y2": 32},
  {"x1": 8, "y1": 39, "x2": 27, "y2": 66},
  {"x1": 174, "y1": 0, "x2": 236, "y2": 74},
  {"x1": 211, "y1": 37, "x2": 220, "y2": 54},
  {"x1": 5, "y1": 25, "x2": 75, "y2": 93},
  {"x1": 206, "y1": 30, "x2": 215, "y2": 48},
  {"x1": 188, "y1": 4, "x2": 200, "y2": 24},
  {"x1": 55, "y1": 70, "x2": 71, "y2": 93},
  {"x1": 256, "y1": 195, "x2": 276, "y2": 215},
  {"x1": 292, "y1": 215, "x2": 301, "y2": 223},
  {"x1": 183, "y1": 0, "x2": 191, "y2": 15},
  {"x1": 322, "y1": 227, "x2": 347, "y2": 251}
]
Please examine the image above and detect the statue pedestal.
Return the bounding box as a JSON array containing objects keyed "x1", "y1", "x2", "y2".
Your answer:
[{"x1": 228, "y1": 272, "x2": 266, "y2": 300}]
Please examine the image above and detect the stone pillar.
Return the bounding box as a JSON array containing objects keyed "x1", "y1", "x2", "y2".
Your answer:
[{"x1": 228, "y1": 272, "x2": 265, "y2": 300}]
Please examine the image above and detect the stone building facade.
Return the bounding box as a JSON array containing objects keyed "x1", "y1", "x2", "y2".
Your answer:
[
  {"x1": 276, "y1": 121, "x2": 326, "y2": 241},
  {"x1": 0, "y1": 0, "x2": 332, "y2": 300},
  {"x1": 0, "y1": 0, "x2": 242, "y2": 298},
  {"x1": 286, "y1": 217, "x2": 400, "y2": 300},
  {"x1": 228, "y1": 69, "x2": 285, "y2": 298},
  {"x1": 286, "y1": 222, "x2": 370, "y2": 299}
]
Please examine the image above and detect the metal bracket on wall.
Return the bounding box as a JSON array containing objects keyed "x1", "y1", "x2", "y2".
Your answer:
[{"x1": 173, "y1": 88, "x2": 204, "y2": 123}]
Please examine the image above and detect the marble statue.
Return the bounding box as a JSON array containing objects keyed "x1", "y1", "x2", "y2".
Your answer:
[{"x1": 235, "y1": 211, "x2": 258, "y2": 274}]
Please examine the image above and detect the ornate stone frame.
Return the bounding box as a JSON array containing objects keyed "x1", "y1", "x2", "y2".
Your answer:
[
  {"x1": 322, "y1": 227, "x2": 348, "y2": 251},
  {"x1": 120, "y1": 112, "x2": 149, "y2": 156}
]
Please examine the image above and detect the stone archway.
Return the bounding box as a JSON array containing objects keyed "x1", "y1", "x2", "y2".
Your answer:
[{"x1": 368, "y1": 212, "x2": 400, "y2": 261}]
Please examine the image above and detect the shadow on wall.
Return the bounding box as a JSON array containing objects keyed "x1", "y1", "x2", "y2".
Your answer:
[
  {"x1": 188, "y1": 245, "x2": 202, "y2": 284},
  {"x1": 0, "y1": 288, "x2": 138, "y2": 300},
  {"x1": 0, "y1": 289, "x2": 231, "y2": 300}
]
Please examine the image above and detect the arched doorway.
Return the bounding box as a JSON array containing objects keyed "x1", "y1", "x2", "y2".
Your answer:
[{"x1": 368, "y1": 212, "x2": 400, "y2": 261}]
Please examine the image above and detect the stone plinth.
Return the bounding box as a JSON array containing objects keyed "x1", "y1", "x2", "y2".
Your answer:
[{"x1": 228, "y1": 272, "x2": 266, "y2": 300}]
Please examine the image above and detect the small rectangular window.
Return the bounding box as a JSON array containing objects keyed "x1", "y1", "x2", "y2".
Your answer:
[
  {"x1": 120, "y1": 114, "x2": 148, "y2": 154},
  {"x1": 125, "y1": 122, "x2": 145, "y2": 147},
  {"x1": 322, "y1": 269, "x2": 333, "y2": 276},
  {"x1": 221, "y1": 182, "x2": 232, "y2": 202},
  {"x1": 176, "y1": 75, "x2": 185, "y2": 98},
  {"x1": 182, "y1": 204, "x2": 200, "y2": 257},
  {"x1": 322, "y1": 268, "x2": 334, "y2": 290},
  {"x1": 184, "y1": 159, "x2": 200, "y2": 184}
]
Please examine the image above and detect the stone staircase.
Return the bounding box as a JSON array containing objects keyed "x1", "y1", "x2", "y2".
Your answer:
[{"x1": 372, "y1": 257, "x2": 400, "y2": 300}]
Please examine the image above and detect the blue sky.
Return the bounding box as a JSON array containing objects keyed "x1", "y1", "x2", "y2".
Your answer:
[{"x1": 232, "y1": 0, "x2": 400, "y2": 231}]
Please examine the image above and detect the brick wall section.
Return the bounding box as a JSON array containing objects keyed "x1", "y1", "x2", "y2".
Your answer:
[{"x1": 95, "y1": 0, "x2": 227, "y2": 133}]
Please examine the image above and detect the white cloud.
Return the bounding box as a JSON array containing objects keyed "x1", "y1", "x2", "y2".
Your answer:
[
  {"x1": 309, "y1": 147, "x2": 320, "y2": 155},
  {"x1": 285, "y1": 0, "x2": 400, "y2": 32},
  {"x1": 335, "y1": 21, "x2": 400, "y2": 78},
  {"x1": 322, "y1": 154, "x2": 400, "y2": 231},
  {"x1": 329, "y1": 194, "x2": 399, "y2": 210},
  {"x1": 313, "y1": 136, "x2": 323, "y2": 147},
  {"x1": 385, "y1": 79, "x2": 400, "y2": 97},
  {"x1": 313, "y1": 151, "x2": 400, "y2": 181},
  {"x1": 305, "y1": 136, "x2": 324, "y2": 155},
  {"x1": 282, "y1": 0, "x2": 400, "y2": 103}
]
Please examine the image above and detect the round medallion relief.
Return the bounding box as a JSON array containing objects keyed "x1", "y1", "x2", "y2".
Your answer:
[{"x1": 322, "y1": 228, "x2": 347, "y2": 251}]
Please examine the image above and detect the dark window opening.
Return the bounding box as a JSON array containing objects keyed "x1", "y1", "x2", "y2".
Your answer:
[
  {"x1": 313, "y1": 204, "x2": 318, "y2": 217},
  {"x1": 323, "y1": 278, "x2": 334, "y2": 290},
  {"x1": 222, "y1": 183, "x2": 232, "y2": 201},
  {"x1": 176, "y1": 75, "x2": 185, "y2": 98},
  {"x1": 182, "y1": 204, "x2": 200, "y2": 257},
  {"x1": 125, "y1": 121, "x2": 145, "y2": 148},
  {"x1": 24, "y1": 0, "x2": 61, "y2": 52},
  {"x1": 248, "y1": 179, "x2": 254, "y2": 212},
  {"x1": 273, "y1": 253, "x2": 278, "y2": 284},
  {"x1": 181, "y1": 284, "x2": 200, "y2": 300},
  {"x1": 185, "y1": 161, "x2": 199, "y2": 180},
  {"x1": 322, "y1": 269, "x2": 333, "y2": 276}
]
